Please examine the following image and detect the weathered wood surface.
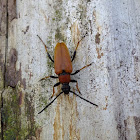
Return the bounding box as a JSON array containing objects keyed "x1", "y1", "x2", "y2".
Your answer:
[
  {"x1": 0, "y1": 0, "x2": 140, "y2": 139},
  {"x1": 0, "y1": 0, "x2": 7, "y2": 139}
]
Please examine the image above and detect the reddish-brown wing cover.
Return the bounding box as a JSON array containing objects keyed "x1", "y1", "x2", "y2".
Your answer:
[{"x1": 54, "y1": 42, "x2": 72, "y2": 74}]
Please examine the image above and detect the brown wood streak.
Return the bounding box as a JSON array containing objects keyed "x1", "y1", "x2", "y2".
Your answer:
[
  {"x1": 5, "y1": 48, "x2": 26, "y2": 89},
  {"x1": 53, "y1": 94, "x2": 80, "y2": 140},
  {"x1": 0, "y1": 0, "x2": 7, "y2": 36},
  {"x1": 0, "y1": 0, "x2": 6, "y2": 74},
  {"x1": 0, "y1": 0, "x2": 17, "y2": 139},
  {"x1": 0, "y1": 0, "x2": 7, "y2": 140},
  {"x1": 8, "y1": 0, "x2": 17, "y2": 21}
]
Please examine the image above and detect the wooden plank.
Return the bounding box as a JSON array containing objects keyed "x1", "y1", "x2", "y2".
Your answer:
[{"x1": 1, "y1": 0, "x2": 140, "y2": 139}]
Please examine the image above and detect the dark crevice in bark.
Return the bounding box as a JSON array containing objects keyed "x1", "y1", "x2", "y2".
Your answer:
[{"x1": 1, "y1": 0, "x2": 8, "y2": 139}]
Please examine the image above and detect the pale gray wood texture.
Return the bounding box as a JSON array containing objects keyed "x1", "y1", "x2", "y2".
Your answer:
[{"x1": 0, "y1": 0, "x2": 140, "y2": 139}]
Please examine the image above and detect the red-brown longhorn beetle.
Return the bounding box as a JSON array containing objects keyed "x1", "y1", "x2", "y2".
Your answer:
[{"x1": 37, "y1": 35, "x2": 98, "y2": 114}]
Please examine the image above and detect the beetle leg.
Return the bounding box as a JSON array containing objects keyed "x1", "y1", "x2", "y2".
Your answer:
[
  {"x1": 71, "y1": 62, "x2": 93, "y2": 75},
  {"x1": 70, "y1": 80, "x2": 82, "y2": 95},
  {"x1": 49, "y1": 82, "x2": 60, "y2": 99},
  {"x1": 70, "y1": 91, "x2": 98, "y2": 107},
  {"x1": 38, "y1": 91, "x2": 63, "y2": 114},
  {"x1": 71, "y1": 35, "x2": 87, "y2": 62},
  {"x1": 37, "y1": 35, "x2": 54, "y2": 63},
  {"x1": 39, "y1": 76, "x2": 58, "y2": 81}
]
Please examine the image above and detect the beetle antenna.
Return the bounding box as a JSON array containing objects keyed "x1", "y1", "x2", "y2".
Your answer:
[
  {"x1": 70, "y1": 91, "x2": 98, "y2": 107},
  {"x1": 38, "y1": 92, "x2": 63, "y2": 114}
]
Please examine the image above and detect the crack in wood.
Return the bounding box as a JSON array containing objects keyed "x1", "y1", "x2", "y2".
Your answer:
[{"x1": 0, "y1": 0, "x2": 17, "y2": 139}]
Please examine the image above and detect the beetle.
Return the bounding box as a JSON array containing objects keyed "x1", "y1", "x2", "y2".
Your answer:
[{"x1": 37, "y1": 35, "x2": 98, "y2": 114}]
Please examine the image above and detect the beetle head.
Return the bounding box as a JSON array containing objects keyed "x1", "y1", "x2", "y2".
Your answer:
[{"x1": 62, "y1": 83, "x2": 70, "y2": 94}]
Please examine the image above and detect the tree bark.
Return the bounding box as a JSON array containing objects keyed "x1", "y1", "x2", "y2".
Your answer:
[{"x1": 0, "y1": 0, "x2": 140, "y2": 140}]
